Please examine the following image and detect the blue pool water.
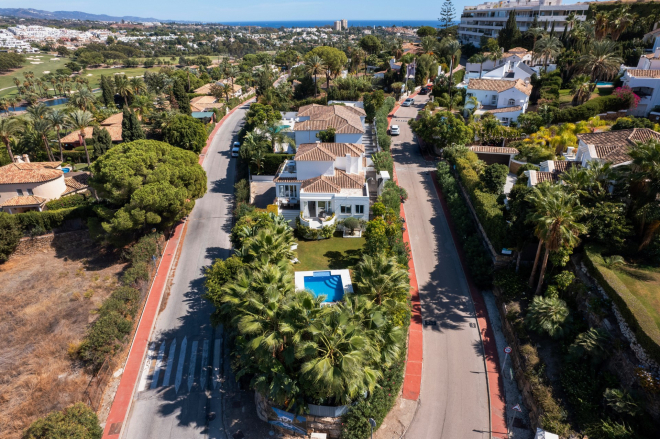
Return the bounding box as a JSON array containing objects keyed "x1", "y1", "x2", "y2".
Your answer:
[
  {"x1": 304, "y1": 272, "x2": 344, "y2": 302},
  {"x1": 596, "y1": 82, "x2": 614, "y2": 87}
]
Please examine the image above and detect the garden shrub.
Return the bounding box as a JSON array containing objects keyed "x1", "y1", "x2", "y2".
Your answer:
[
  {"x1": 15, "y1": 205, "x2": 95, "y2": 234},
  {"x1": 235, "y1": 179, "x2": 250, "y2": 204},
  {"x1": 583, "y1": 244, "x2": 660, "y2": 364},
  {"x1": 23, "y1": 402, "x2": 102, "y2": 439},
  {"x1": 553, "y1": 96, "x2": 627, "y2": 123},
  {"x1": 250, "y1": 153, "x2": 295, "y2": 175},
  {"x1": 0, "y1": 212, "x2": 23, "y2": 262},
  {"x1": 45, "y1": 194, "x2": 89, "y2": 210}
]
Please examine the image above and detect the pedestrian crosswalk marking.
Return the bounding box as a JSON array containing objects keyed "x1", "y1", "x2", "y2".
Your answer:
[
  {"x1": 162, "y1": 339, "x2": 177, "y2": 387},
  {"x1": 150, "y1": 342, "x2": 166, "y2": 390},
  {"x1": 138, "y1": 342, "x2": 156, "y2": 392},
  {"x1": 175, "y1": 337, "x2": 187, "y2": 393},
  {"x1": 187, "y1": 340, "x2": 199, "y2": 392},
  {"x1": 200, "y1": 340, "x2": 209, "y2": 391}
]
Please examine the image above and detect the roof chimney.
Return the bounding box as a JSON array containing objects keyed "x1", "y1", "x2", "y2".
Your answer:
[{"x1": 23, "y1": 154, "x2": 30, "y2": 163}]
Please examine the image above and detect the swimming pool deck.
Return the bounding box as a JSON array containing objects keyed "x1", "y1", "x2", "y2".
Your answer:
[{"x1": 294, "y1": 269, "x2": 353, "y2": 301}]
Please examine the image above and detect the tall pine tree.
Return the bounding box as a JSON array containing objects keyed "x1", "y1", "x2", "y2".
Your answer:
[
  {"x1": 439, "y1": 0, "x2": 455, "y2": 30},
  {"x1": 92, "y1": 126, "x2": 113, "y2": 156},
  {"x1": 531, "y1": 15, "x2": 539, "y2": 29},
  {"x1": 100, "y1": 75, "x2": 115, "y2": 107},
  {"x1": 121, "y1": 107, "x2": 145, "y2": 143},
  {"x1": 498, "y1": 10, "x2": 522, "y2": 50},
  {"x1": 173, "y1": 78, "x2": 191, "y2": 116}
]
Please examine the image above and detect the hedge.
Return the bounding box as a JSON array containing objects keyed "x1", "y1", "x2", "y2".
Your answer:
[
  {"x1": 249, "y1": 153, "x2": 295, "y2": 175},
  {"x1": 553, "y1": 96, "x2": 627, "y2": 123},
  {"x1": 45, "y1": 194, "x2": 89, "y2": 210},
  {"x1": 583, "y1": 244, "x2": 660, "y2": 364},
  {"x1": 15, "y1": 205, "x2": 95, "y2": 234}
]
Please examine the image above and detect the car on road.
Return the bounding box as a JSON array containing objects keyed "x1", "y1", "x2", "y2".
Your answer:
[
  {"x1": 390, "y1": 125, "x2": 400, "y2": 136},
  {"x1": 231, "y1": 141, "x2": 240, "y2": 157},
  {"x1": 419, "y1": 86, "x2": 429, "y2": 95},
  {"x1": 402, "y1": 98, "x2": 415, "y2": 107}
]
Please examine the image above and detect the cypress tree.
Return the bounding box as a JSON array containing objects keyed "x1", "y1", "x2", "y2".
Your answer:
[
  {"x1": 92, "y1": 126, "x2": 113, "y2": 156},
  {"x1": 173, "y1": 78, "x2": 191, "y2": 115},
  {"x1": 561, "y1": 24, "x2": 568, "y2": 44},
  {"x1": 121, "y1": 107, "x2": 145, "y2": 142},
  {"x1": 100, "y1": 75, "x2": 115, "y2": 107},
  {"x1": 544, "y1": 20, "x2": 549, "y2": 31},
  {"x1": 531, "y1": 15, "x2": 539, "y2": 29},
  {"x1": 550, "y1": 21, "x2": 556, "y2": 38},
  {"x1": 497, "y1": 9, "x2": 522, "y2": 51},
  {"x1": 129, "y1": 109, "x2": 145, "y2": 141}
]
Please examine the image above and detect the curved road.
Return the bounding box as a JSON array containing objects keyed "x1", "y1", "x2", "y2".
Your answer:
[
  {"x1": 121, "y1": 103, "x2": 249, "y2": 439},
  {"x1": 393, "y1": 95, "x2": 491, "y2": 438}
]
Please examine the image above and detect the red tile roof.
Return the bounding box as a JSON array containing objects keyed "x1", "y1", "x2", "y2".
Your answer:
[
  {"x1": 295, "y1": 143, "x2": 364, "y2": 161},
  {"x1": 0, "y1": 163, "x2": 63, "y2": 184},
  {"x1": 295, "y1": 105, "x2": 365, "y2": 134},
  {"x1": 468, "y1": 78, "x2": 532, "y2": 95},
  {"x1": 577, "y1": 128, "x2": 660, "y2": 165},
  {"x1": 469, "y1": 146, "x2": 519, "y2": 154},
  {"x1": 1, "y1": 195, "x2": 47, "y2": 207},
  {"x1": 300, "y1": 169, "x2": 364, "y2": 193}
]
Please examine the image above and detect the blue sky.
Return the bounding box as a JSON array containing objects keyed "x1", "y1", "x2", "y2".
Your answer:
[{"x1": 8, "y1": 0, "x2": 475, "y2": 22}]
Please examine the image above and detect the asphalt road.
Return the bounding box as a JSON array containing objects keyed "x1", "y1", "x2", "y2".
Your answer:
[
  {"x1": 122, "y1": 104, "x2": 248, "y2": 439},
  {"x1": 393, "y1": 96, "x2": 491, "y2": 439}
]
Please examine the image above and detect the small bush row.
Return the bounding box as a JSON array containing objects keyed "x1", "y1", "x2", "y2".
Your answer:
[{"x1": 553, "y1": 96, "x2": 628, "y2": 123}]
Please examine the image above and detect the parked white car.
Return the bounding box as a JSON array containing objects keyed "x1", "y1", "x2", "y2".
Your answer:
[
  {"x1": 390, "y1": 125, "x2": 400, "y2": 136},
  {"x1": 231, "y1": 141, "x2": 240, "y2": 157},
  {"x1": 402, "y1": 98, "x2": 415, "y2": 107}
]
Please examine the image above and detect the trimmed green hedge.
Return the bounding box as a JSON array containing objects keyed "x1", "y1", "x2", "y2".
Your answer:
[
  {"x1": 45, "y1": 194, "x2": 89, "y2": 210},
  {"x1": 583, "y1": 244, "x2": 660, "y2": 364},
  {"x1": 250, "y1": 153, "x2": 295, "y2": 175},
  {"x1": 553, "y1": 96, "x2": 627, "y2": 123},
  {"x1": 15, "y1": 205, "x2": 95, "y2": 234}
]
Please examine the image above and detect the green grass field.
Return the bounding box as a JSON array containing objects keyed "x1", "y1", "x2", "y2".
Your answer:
[
  {"x1": 294, "y1": 232, "x2": 365, "y2": 272},
  {"x1": 0, "y1": 55, "x2": 70, "y2": 98},
  {"x1": 613, "y1": 265, "x2": 660, "y2": 331}
]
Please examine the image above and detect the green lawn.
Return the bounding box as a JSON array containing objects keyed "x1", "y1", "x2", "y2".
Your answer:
[
  {"x1": 295, "y1": 232, "x2": 365, "y2": 272},
  {"x1": 0, "y1": 56, "x2": 70, "y2": 98},
  {"x1": 613, "y1": 265, "x2": 660, "y2": 331}
]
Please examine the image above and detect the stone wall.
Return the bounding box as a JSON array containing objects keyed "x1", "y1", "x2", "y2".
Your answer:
[
  {"x1": 596, "y1": 109, "x2": 629, "y2": 121},
  {"x1": 10, "y1": 230, "x2": 92, "y2": 258}
]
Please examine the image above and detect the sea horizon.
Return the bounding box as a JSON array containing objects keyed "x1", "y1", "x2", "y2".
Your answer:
[{"x1": 218, "y1": 19, "x2": 454, "y2": 28}]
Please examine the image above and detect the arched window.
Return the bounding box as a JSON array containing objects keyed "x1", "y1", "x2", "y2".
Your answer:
[{"x1": 508, "y1": 98, "x2": 516, "y2": 106}]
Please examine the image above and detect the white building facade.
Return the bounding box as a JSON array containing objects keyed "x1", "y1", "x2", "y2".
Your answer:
[{"x1": 467, "y1": 78, "x2": 532, "y2": 125}]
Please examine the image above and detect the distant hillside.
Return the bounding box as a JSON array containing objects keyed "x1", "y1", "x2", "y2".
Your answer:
[{"x1": 0, "y1": 8, "x2": 163, "y2": 23}]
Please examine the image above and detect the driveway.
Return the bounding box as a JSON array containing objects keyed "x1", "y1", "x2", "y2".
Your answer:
[
  {"x1": 392, "y1": 96, "x2": 491, "y2": 438},
  {"x1": 121, "y1": 103, "x2": 249, "y2": 439}
]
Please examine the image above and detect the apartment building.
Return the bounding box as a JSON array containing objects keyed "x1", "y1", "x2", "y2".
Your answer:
[{"x1": 458, "y1": 0, "x2": 589, "y2": 47}]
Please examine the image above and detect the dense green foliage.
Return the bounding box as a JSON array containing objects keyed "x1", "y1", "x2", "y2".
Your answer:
[
  {"x1": 162, "y1": 114, "x2": 208, "y2": 153},
  {"x1": 553, "y1": 96, "x2": 627, "y2": 123},
  {"x1": 409, "y1": 110, "x2": 473, "y2": 149},
  {"x1": 44, "y1": 194, "x2": 90, "y2": 211},
  {"x1": 90, "y1": 140, "x2": 206, "y2": 240},
  {"x1": 121, "y1": 107, "x2": 145, "y2": 143},
  {"x1": 23, "y1": 403, "x2": 102, "y2": 439},
  {"x1": 0, "y1": 212, "x2": 23, "y2": 262}
]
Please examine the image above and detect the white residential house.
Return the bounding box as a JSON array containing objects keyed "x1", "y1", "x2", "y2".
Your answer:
[
  {"x1": 466, "y1": 47, "x2": 534, "y2": 79},
  {"x1": 467, "y1": 78, "x2": 533, "y2": 125},
  {"x1": 274, "y1": 142, "x2": 369, "y2": 229},
  {"x1": 292, "y1": 104, "x2": 366, "y2": 147},
  {"x1": 526, "y1": 128, "x2": 660, "y2": 186},
  {"x1": 621, "y1": 66, "x2": 660, "y2": 117},
  {"x1": 480, "y1": 60, "x2": 536, "y2": 81}
]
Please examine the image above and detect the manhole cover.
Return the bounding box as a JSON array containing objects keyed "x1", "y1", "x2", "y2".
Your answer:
[
  {"x1": 233, "y1": 431, "x2": 245, "y2": 439},
  {"x1": 232, "y1": 400, "x2": 243, "y2": 408},
  {"x1": 423, "y1": 320, "x2": 437, "y2": 326},
  {"x1": 469, "y1": 323, "x2": 477, "y2": 328}
]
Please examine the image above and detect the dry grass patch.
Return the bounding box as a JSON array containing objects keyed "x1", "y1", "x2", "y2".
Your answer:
[{"x1": 0, "y1": 243, "x2": 125, "y2": 439}]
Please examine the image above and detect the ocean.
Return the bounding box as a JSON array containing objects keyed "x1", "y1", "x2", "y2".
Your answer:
[{"x1": 220, "y1": 20, "x2": 454, "y2": 28}]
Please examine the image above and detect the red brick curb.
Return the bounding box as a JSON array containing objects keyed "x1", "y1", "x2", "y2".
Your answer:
[
  {"x1": 430, "y1": 172, "x2": 508, "y2": 439},
  {"x1": 391, "y1": 165, "x2": 422, "y2": 401},
  {"x1": 102, "y1": 99, "x2": 255, "y2": 438}
]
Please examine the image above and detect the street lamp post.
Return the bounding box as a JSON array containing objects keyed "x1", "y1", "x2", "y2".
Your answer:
[{"x1": 368, "y1": 418, "x2": 376, "y2": 439}]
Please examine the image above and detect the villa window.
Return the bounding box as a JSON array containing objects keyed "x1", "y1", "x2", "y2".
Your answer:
[
  {"x1": 490, "y1": 95, "x2": 498, "y2": 105},
  {"x1": 340, "y1": 205, "x2": 352, "y2": 214},
  {"x1": 27, "y1": 189, "x2": 34, "y2": 196},
  {"x1": 501, "y1": 117, "x2": 510, "y2": 126},
  {"x1": 278, "y1": 184, "x2": 298, "y2": 198},
  {"x1": 355, "y1": 205, "x2": 365, "y2": 215},
  {"x1": 508, "y1": 99, "x2": 515, "y2": 106},
  {"x1": 16, "y1": 189, "x2": 24, "y2": 196}
]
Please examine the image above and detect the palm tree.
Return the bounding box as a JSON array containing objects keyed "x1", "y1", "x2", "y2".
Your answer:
[
  {"x1": 0, "y1": 117, "x2": 22, "y2": 162},
  {"x1": 466, "y1": 95, "x2": 480, "y2": 114},
  {"x1": 46, "y1": 109, "x2": 68, "y2": 161},
  {"x1": 535, "y1": 35, "x2": 563, "y2": 73},
  {"x1": 7, "y1": 97, "x2": 18, "y2": 115},
  {"x1": 228, "y1": 66, "x2": 240, "y2": 91},
  {"x1": 441, "y1": 39, "x2": 462, "y2": 105},
  {"x1": 266, "y1": 123, "x2": 295, "y2": 153},
  {"x1": 628, "y1": 140, "x2": 660, "y2": 249},
  {"x1": 32, "y1": 118, "x2": 56, "y2": 161},
  {"x1": 304, "y1": 55, "x2": 326, "y2": 98},
  {"x1": 242, "y1": 224, "x2": 296, "y2": 266},
  {"x1": 66, "y1": 109, "x2": 94, "y2": 166},
  {"x1": 26, "y1": 103, "x2": 50, "y2": 120},
  {"x1": 354, "y1": 254, "x2": 410, "y2": 305},
  {"x1": 131, "y1": 94, "x2": 155, "y2": 120},
  {"x1": 468, "y1": 53, "x2": 486, "y2": 78},
  {"x1": 70, "y1": 87, "x2": 96, "y2": 112},
  {"x1": 0, "y1": 99, "x2": 8, "y2": 117},
  {"x1": 526, "y1": 184, "x2": 588, "y2": 294},
  {"x1": 525, "y1": 296, "x2": 570, "y2": 338},
  {"x1": 114, "y1": 76, "x2": 134, "y2": 106},
  {"x1": 527, "y1": 27, "x2": 546, "y2": 60},
  {"x1": 578, "y1": 39, "x2": 623, "y2": 91},
  {"x1": 569, "y1": 74, "x2": 592, "y2": 106},
  {"x1": 251, "y1": 149, "x2": 266, "y2": 175},
  {"x1": 421, "y1": 36, "x2": 438, "y2": 56},
  {"x1": 129, "y1": 77, "x2": 147, "y2": 95},
  {"x1": 595, "y1": 12, "x2": 610, "y2": 40}
]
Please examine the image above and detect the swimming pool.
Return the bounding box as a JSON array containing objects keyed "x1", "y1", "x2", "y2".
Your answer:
[
  {"x1": 596, "y1": 82, "x2": 614, "y2": 87},
  {"x1": 304, "y1": 271, "x2": 344, "y2": 302}
]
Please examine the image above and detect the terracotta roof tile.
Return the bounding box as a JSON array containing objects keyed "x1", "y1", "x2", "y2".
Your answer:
[
  {"x1": 535, "y1": 171, "x2": 557, "y2": 183},
  {"x1": 626, "y1": 69, "x2": 660, "y2": 78},
  {"x1": 60, "y1": 127, "x2": 93, "y2": 143},
  {"x1": 469, "y1": 145, "x2": 519, "y2": 154},
  {"x1": 295, "y1": 104, "x2": 365, "y2": 134},
  {"x1": 295, "y1": 143, "x2": 364, "y2": 161},
  {"x1": 101, "y1": 112, "x2": 123, "y2": 126},
  {"x1": 0, "y1": 163, "x2": 63, "y2": 184},
  {"x1": 484, "y1": 105, "x2": 522, "y2": 114},
  {"x1": 577, "y1": 128, "x2": 660, "y2": 165},
  {"x1": 1, "y1": 195, "x2": 48, "y2": 207},
  {"x1": 301, "y1": 169, "x2": 364, "y2": 193},
  {"x1": 63, "y1": 173, "x2": 90, "y2": 195},
  {"x1": 551, "y1": 161, "x2": 581, "y2": 173},
  {"x1": 468, "y1": 78, "x2": 532, "y2": 95}
]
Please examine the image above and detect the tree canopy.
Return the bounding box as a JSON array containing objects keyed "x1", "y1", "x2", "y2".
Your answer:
[
  {"x1": 162, "y1": 114, "x2": 208, "y2": 153},
  {"x1": 89, "y1": 140, "x2": 207, "y2": 238}
]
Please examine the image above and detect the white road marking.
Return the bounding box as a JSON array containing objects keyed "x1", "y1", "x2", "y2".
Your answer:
[
  {"x1": 138, "y1": 342, "x2": 156, "y2": 392},
  {"x1": 213, "y1": 337, "x2": 222, "y2": 389},
  {"x1": 175, "y1": 337, "x2": 187, "y2": 393},
  {"x1": 162, "y1": 339, "x2": 177, "y2": 387},
  {"x1": 200, "y1": 339, "x2": 209, "y2": 390},
  {"x1": 187, "y1": 340, "x2": 198, "y2": 392},
  {"x1": 150, "y1": 342, "x2": 166, "y2": 389}
]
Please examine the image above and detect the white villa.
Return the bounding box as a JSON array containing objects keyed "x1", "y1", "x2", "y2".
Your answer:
[
  {"x1": 526, "y1": 128, "x2": 660, "y2": 186},
  {"x1": 274, "y1": 142, "x2": 370, "y2": 229},
  {"x1": 291, "y1": 104, "x2": 366, "y2": 147},
  {"x1": 467, "y1": 78, "x2": 533, "y2": 125},
  {"x1": 466, "y1": 47, "x2": 535, "y2": 80}
]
